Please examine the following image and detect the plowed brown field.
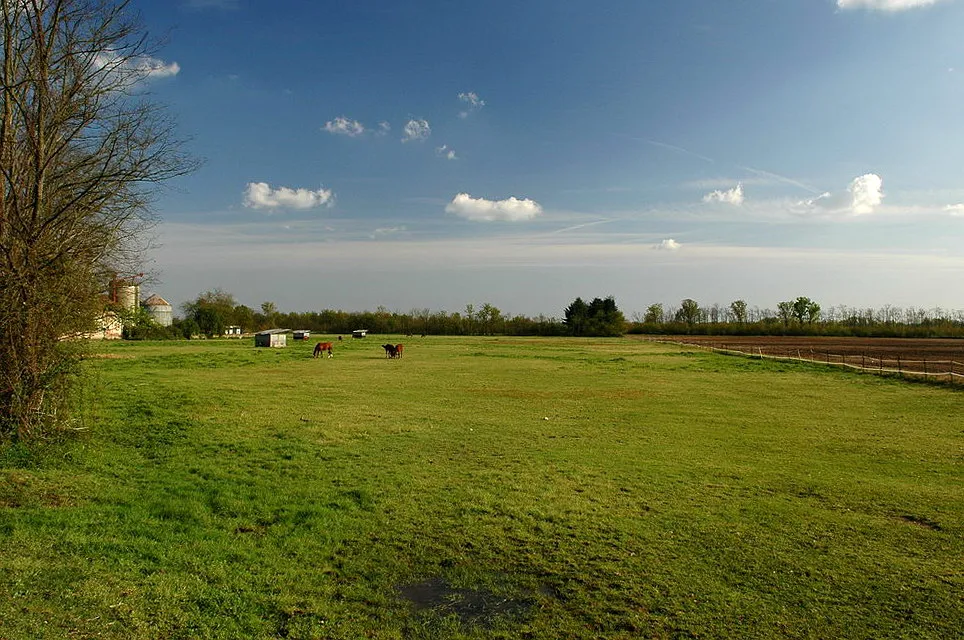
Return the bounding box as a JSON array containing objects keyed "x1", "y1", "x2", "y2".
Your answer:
[{"x1": 632, "y1": 335, "x2": 964, "y2": 379}]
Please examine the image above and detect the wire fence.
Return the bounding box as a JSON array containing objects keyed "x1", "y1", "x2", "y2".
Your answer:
[{"x1": 659, "y1": 340, "x2": 964, "y2": 384}]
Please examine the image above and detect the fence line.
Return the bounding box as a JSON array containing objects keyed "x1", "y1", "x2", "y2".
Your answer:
[{"x1": 655, "y1": 340, "x2": 964, "y2": 384}]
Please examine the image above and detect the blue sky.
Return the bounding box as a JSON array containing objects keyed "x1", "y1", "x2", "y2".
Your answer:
[{"x1": 136, "y1": 0, "x2": 964, "y2": 318}]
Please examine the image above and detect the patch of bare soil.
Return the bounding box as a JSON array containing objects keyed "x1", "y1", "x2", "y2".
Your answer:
[
  {"x1": 397, "y1": 577, "x2": 536, "y2": 627},
  {"x1": 637, "y1": 335, "x2": 964, "y2": 376}
]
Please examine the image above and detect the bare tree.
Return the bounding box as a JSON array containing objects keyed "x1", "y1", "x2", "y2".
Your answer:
[{"x1": 1, "y1": 0, "x2": 195, "y2": 441}]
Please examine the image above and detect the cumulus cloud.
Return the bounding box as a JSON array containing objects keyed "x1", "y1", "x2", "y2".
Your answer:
[
  {"x1": 837, "y1": 0, "x2": 944, "y2": 10},
  {"x1": 458, "y1": 91, "x2": 486, "y2": 118},
  {"x1": 323, "y1": 116, "x2": 365, "y2": 137},
  {"x1": 702, "y1": 183, "x2": 744, "y2": 205},
  {"x1": 402, "y1": 119, "x2": 431, "y2": 143},
  {"x1": 800, "y1": 173, "x2": 884, "y2": 216},
  {"x1": 243, "y1": 182, "x2": 333, "y2": 211},
  {"x1": 135, "y1": 56, "x2": 180, "y2": 78},
  {"x1": 945, "y1": 204, "x2": 964, "y2": 216},
  {"x1": 445, "y1": 193, "x2": 543, "y2": 222},
  {"x1": 656, "y1": 239, "x2": 681, "y2": 251},
  {"x1": 436, "y1": 145, "x2": 457, "y2": 160},
  {"x1": 848, "y1": 174, "x2": 884, "y2": 214},
  {"x1": 377, "y1": 121, "x2": 391, "y2": 135},
  {"x1": 94, "y1": 53, "x2": 179, "y2": 83}
]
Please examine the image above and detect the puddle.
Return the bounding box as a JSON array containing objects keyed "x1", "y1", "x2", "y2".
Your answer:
[{"x1": 397, "y1": 577, "x2": 536, "y2": 626}]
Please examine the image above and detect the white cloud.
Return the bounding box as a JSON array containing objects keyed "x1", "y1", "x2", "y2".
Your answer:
[
  {"x1": 656, "y1": 239, "x2": 681, "y2": 251},
  {"x1": 377, "y1": 121, "x2": 391, "y2": 135},
  {"x1": 436, "y1": 145, "x2": 457, "y2": 160},
  {"x1": 323, "y1": 116, "x2": 365, "y2": 137},
  {"x1": 945, "y1": 204, "x2": 964, "y2": 216},
  {"x1": 135, "y1": 56, "x2": 180, "y2": 78},
  {"x1": 848, "y1": 174, "x2": 884, "y2": 214},
  {"x1": 458, "y1": 91, "x2": 486, "y2": 118},
  {"x1": 371, "y1": 226, "x2": 407, "y2": 238},
  {"x1": 402, "y1": 119, "x2": 431, "y2": 143},
  {"x1": 837, "y1": 0, "x2": 945, "y2": 10},
  {"x1": 94, "y1": 53, "x2": 179, "y2": 83},
  {"x1": 243, "y1": 182, "x2": 333, "y2": 211},
  {"x1": 800, "y1": 173, "x2": 884, "y2": 216},
  {"x1": 445, "y1": 193, "x2": 543, "y2": 222},
  {"x1": 702, "y1": 183, "x2": 744, "y2": 205}
]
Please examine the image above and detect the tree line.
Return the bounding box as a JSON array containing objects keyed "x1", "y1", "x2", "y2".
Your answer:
[
  {"x1": 127, "y1": 290, "x2": 964, "y2": 342},
  {"x1": 122, "y1": 289, "x2": 568, "y2": 339},
  {"x1": 630, "y1": 297, "x2": 964, "y2": 338}
]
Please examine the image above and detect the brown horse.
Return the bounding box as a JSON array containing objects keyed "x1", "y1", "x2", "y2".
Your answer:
[
  {"x1": 313, "y1": 342, "x2": 333, "y2": 358},
  {"x1": 394, "y1": 344, "x2": 404, "y2": 358}
]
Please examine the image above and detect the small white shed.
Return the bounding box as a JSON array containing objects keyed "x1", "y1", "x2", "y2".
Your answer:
[
  {"x1": 255, "y1": 329, "x2": 288, "y2": 347},
  {"x1": 352, "y1": 329, "x2": 368, "y2": 339}
]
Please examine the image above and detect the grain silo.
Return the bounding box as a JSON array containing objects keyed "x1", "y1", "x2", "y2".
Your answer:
[
  {"x1": 110, "y1": 276, "x2": 141, "y2": 312},
  {"x1": 142, "y1": 293, "x2": 173, "y2": 326}
]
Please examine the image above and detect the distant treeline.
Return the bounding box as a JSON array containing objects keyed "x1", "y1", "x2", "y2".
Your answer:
[
  {"x1": 124, "y1": 290, "x2": 964, "y2": 340},
  {"x1": 628, "y1": 298, "x2": 964, "y2": 339}
]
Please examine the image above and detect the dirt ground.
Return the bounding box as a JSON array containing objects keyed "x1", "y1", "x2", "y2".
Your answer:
[{"x1": 632, "y1": 335, "x2": 964, "y2": 377}]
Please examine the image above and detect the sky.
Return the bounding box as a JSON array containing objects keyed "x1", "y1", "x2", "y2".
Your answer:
[{"x1": 132, "y1": 0, "x2": 964, "y2": 319}]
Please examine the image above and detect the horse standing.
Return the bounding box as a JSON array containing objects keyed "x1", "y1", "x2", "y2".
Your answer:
[
  {"x1": 394, "y1": 344, "x2": 404, "y2": 358},
  {"x1": 382, "y1": 343, "x2": 397, "y2": 358},
  {"x1": 314, "y1": 342, "x2": 334, "y2": 358}
]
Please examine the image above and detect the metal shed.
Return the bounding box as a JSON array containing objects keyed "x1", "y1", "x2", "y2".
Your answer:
[
  {"x1": 352, "y1": 329, "x2": 368, "y2": 338},
  {"x1": 255, "y1": 329, "x2": 288, "y2": 347},
  {"x1": 292, "y1": 330, "x2": 311, "y2": 340}
]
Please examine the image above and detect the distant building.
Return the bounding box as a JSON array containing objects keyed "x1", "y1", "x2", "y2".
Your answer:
[
  {"x1": 224, "y1": 325, "x2": 242, "y2": 337},
  {"x1": 293, "y1": 330, "x2": 311, "y2": 340},
  {"x1": 79, "y1": 312, "x2": 123, "y2": 340},
  {"x1": 109, "y1": 276, "x2": 142, "y2": 312},
  {"x1": 142, "y1": 294, "x2": 173, "y2": 326},
  {"x1": 255, "y1": 329, "x2": 288, "y2": 348},
  {"x1": 352, "y1": 329, "x2": 368, "y2": 338}
]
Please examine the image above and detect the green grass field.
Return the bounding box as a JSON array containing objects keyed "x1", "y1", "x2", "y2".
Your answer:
[{"x1": 1, "y1": 336, "x2": 961, "y2": 639}]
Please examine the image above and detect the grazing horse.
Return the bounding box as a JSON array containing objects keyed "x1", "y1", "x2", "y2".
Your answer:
[
  {"x1": 382, "y1": 343, "x2": 397, "y2": 358},
  {"x1": 313, "y1": 342, "x2": 334, "y2": 358},
  {"x1": 394, "y1": 344, "x2": 404, "y2": 358}
]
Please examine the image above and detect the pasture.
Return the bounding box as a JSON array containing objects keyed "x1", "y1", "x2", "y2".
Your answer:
[{"x1": 1, "y1": 336, "x2": 961, "y2": 639}]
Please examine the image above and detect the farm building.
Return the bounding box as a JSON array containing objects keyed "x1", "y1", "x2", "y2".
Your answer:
[
  {"x1": 224, "y1": 326, "x2": 242, "y2": 337},
  {"x1": 292, "y1": 330, "x2": 311, "y2": 340},
  {"x1": 87, "y1": 312, "x2": 124, "y2": 340},
  {"x1": 352, "y1": 329, "x2": 368, "y2": 338},
  {"x1": 255, "y1": 329, "x2": 288, "y2": 348},
  {"x1": 141, "y1": 294, "x2": 173, "y2": 326},
  {"x1": 109, "y1": 276, "x2": 141, "y2": 312}
]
